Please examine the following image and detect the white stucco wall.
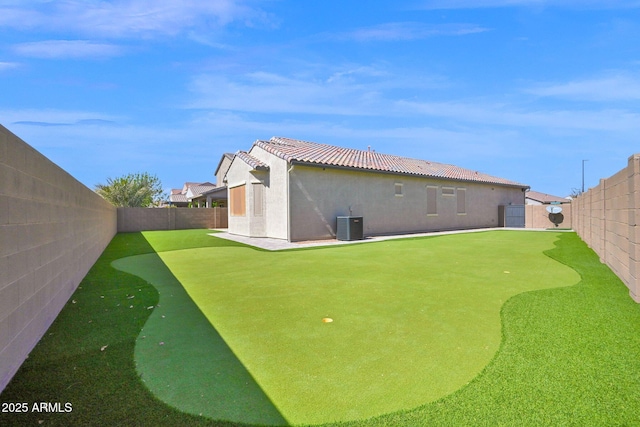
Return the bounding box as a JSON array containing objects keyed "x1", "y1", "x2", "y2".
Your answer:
[
  {"x1": 225, "y1": 147, "x2": 289, "y2": 239},
  {"x1": 216, "y1": 155, "x2": 233, "y2": 186},
  {"x1": 288, "y1": 164, "x2": 525, "y2": 241},
  {"x1": 247, "y1": 146, "x2": 289, "y2": 240}
]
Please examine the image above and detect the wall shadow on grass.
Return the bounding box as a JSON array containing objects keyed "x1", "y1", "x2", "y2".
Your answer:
[
  {"x1": 112, "y1": 235, "x2": 287, "y2": 426},
  {"x1": 0, "y1": 231, "x2": 285, "y2": 427}
]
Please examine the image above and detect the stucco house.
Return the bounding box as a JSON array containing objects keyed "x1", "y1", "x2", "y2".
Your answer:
[
  {"x1": 224, "y1": 137, "x2": 529, "y2": 242},
  {"x1": 168, "y1": 155, "x2": 235, "y2": 208},
  {"x1": 525, "y1": 190, "x2": 571, "y2": 205},
  {"x1": 168, "y1": 182, "x2": 215, "y2": 207}
]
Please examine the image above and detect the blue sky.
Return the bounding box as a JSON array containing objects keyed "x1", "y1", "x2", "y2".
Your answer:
[{"x1": 1, "y1": 0, "x2": 639, "y2": 197}]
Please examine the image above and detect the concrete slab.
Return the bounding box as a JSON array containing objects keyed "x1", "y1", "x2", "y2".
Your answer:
[{"x1": 209, "y1": 227, "x2": 561, "y2": 251}]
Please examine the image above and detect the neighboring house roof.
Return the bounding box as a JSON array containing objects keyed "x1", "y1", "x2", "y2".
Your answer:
[
  {"x1": 182, "y1": 182, "x2": 201, "y2": 193},
  {"x1": 169, "y1": 193, "x2": 188, "y2": 203},
  {"x1": 170, "y1": 181, "x2": 216, "y2": 204},
  {"x1": 254, "y1": 137, "x2": 527, "y2": 188},
  {"x1": 235, "y1": 151, "x2": 270, "y2": 171},
  {"x1": 192, "y1": 186, "x2": 228, "y2": 200},
  {"x1": 186, "y1": 183, "x2": 216, "y2": 199},
  {"x1": 526, "y1": 190, "x2": 569, "y2": 204}
]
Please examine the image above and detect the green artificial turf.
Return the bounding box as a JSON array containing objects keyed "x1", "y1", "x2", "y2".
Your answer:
[
  {"x1": 1, "y1": 229, "x2": 640, "y2": 426},
  {"x1": 112, "y1": 252, "x2": 286, "y2": 425},
  {"x1": 113, "y1": 230, "x2": 578, "y2": 425},
  {"x1": 0, "y1": 230, "x2": 243, "y2": 427}
]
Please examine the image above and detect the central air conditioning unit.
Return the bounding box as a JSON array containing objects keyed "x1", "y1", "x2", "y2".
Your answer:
[{"x1": 336, "y1": 216, "x2": 364, "y2": 241}]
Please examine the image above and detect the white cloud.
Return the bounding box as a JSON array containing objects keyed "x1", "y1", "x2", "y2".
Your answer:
[
  {"x1": 0, "y1": 61, "x2": 20, "y2": 71},
  {"x1": 1, "y1": 109, "x2": 121, "y2": 126},
  {"x1": 0, "y1": 0, "x2": 273, "y2": 38},
  {"x1": 525, "y1": 73, "x2": 640, "y2": 101},
  {"x1": 12, "y1": 40, "x2": 125, "y2": 59},
  {"x1": 330, "y1": 22, "x2": 489, "y2": 42},
  {"x1": 186, "y1": 65, "x2": 453, "y2": 117},
  {"x1": 189, "y1": 110, "x2": 525, "y2": 161},
  {"x1": 414, "y1": 0, "x2": 640, "y2": 9},
  {"x1": 187, "y1": 72, "x2": 387, "y2": 115},
  {"x1": 395, "y1": 99, "x2": 640, "y2": 132},
  {"x1": 186, "y1": 67, "x2": 640, "y2": 134}
]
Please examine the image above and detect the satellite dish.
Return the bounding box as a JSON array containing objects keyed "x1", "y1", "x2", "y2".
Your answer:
[{"x1": 546, "y1": 205, "x2": 563, "y2": 214}]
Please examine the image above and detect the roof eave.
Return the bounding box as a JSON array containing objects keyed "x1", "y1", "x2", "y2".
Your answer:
[{"x1": 289, "y1": 160, "x2": 528, "y2": 189}]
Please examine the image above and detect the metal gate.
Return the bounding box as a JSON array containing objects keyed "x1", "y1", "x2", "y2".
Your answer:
[{"x1": 499, "y1": 205, "x2": 525, "y2": 228}]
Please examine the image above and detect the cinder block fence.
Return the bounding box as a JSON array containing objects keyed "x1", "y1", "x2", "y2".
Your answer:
[
  {"x1": 525, "y1": 204, "x2": 572, "y2": 229},
  {"x1": 117, "y1": 206, "x2": 227, "y2": 232},
  {"x1": 0, "y1": 125, "x2": 117, "y2": 392},
  {"x1": 0, "y1": 125, "x2": 228, "y2": 393},
  {"x1": 572, "y1": 154, "x2": 640, "y2": 302}
]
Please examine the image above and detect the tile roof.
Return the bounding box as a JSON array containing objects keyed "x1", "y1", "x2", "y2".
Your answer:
[
  {"x1": 171, "y1": 182, "x2": 216, "y2": 202},
  {"x1": 182, "y1": 181, "x2": 201, "y2": 192},
  {"x1": 526, "y1": 190, "x2": 569, "y2": 204},
  {"x1": 169, "y1": 193, "x2": 188, "y2": 203},
  {"x1": 187, "y1": 183, "x2": 216, "y2": 198},
  {"x1": 254, "y1": 137, "x2": 527, "y2": 188},
  {"x1": 235, "y1": 151, "x2": 270, "y2": 170},
  {"x1": 194, "y1": 186, "x2": 228, "y2": 200}
]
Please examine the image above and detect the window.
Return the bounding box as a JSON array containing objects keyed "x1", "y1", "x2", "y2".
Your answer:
[
  {"x1": 253, "y1": 182, "x2": 264, "y2": 216},
  {"x1": 457, "y1": 188, "x2": 466, "y2": 214},
  {"x1": 442, "y1": 187, "x2": 455, "y2": 196},
  {"x1": 395, "y1": 183, "x2": 403, "y2": 197},
  {"x1": 427, "y1": 186, "x2": 438, "y2": 215},
  {"x1": 229, "y1": 184, "x2": 246, "y2": 216}
]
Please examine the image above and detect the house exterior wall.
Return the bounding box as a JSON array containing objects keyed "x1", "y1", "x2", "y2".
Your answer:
[
  {"x1": 216, "y1": 155, "x2": 233, "y2": 185},
  {"x1": 248, "y1": 146, "x2": 289, "y2": 240},
  {"x1": 287, "y1": 164, "x2": 525, "y2": 242},
  {"x1": 572, "y1": 154, "x2": 640, "y2": 302},
  {"x1": 0, "y1": 125, "x2": 117, "y2": 393},
  {"x1": 226, "y1": 155, "x2": 276, "y2": 238}
]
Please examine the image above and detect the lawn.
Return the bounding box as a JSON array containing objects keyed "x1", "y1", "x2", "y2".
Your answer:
[{"x1": 1, "y1": 229, "x2": 640, "y2": 426}]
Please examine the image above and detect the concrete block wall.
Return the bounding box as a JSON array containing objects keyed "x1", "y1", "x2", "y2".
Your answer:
[
  {"x1": 117, "y1": 207, "x2": 228, "y2": 232},
  {"x1": 572, "y1": 154, "x2": 640, "y2": 302},
  {"x1": 525, "y1": 204, "x2": 572, "y2": 229},
  {"x1": 175, "y1": 206, "x2": 227, "y2": 230},
  {"x1": 0, "y1": 125, "x2": 117, "y2": 392}
]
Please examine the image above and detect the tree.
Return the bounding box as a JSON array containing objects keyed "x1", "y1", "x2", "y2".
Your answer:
[
  {"x1": 95, "y1": 172, "x2": 165, "y2": 207},
  {"x1": 569, "y1": 188, "x2": 583, "y2": 198}
]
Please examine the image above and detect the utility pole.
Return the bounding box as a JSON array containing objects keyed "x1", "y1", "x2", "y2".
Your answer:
[{"x1": 582, "y1": 159, "x2": 588, "y2": 194}]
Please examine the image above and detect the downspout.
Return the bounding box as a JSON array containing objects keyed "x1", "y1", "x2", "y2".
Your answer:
[{"x1": 287, "y1": 163, "x2": 295, "y2": 242}]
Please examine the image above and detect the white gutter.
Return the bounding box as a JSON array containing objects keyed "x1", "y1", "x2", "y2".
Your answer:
[{"x1": 286, "y1": 164, "x2": 295, "y2": 241}]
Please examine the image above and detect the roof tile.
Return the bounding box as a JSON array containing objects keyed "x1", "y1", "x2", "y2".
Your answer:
[
  {"x1": 254, "y1": 137, "x2": 527, "y2": 188},
  {"x1": 235, "y1": 151, "x2": 270, "y2": 171},
  {"x1": 526, "y1": 190, "x2": 569, "y2": 203}
]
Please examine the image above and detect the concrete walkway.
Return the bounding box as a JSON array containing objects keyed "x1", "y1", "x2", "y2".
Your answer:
[{"x1": 209, "y1": 227, "x2": 560, "y2": 251}]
